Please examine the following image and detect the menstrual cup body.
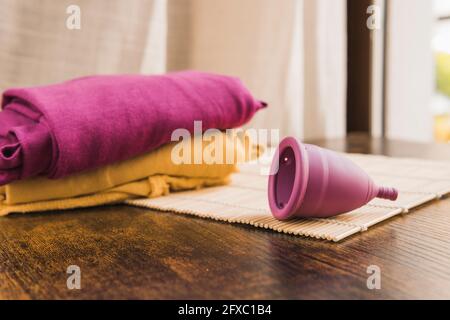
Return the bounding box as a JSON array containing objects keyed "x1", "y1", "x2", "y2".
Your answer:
[
  {"x1": 268, "y1": 137, "x2": 397, "y2": 219},
  {"x1": 299, "y1": 144, "x2": 377, "y2": 218}
]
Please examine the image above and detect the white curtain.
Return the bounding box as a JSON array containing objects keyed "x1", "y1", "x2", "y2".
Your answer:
[
  {"x1": 384, "y1": 0, "x2": 434, "y2": 142},
  {"x1": 0, "y1": 0, "x2": 347, "y2": 140}
]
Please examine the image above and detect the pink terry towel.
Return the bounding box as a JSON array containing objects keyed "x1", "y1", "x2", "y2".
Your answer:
[{"x1": 0, "y1": 71, "x2": 266, "y2": 185}]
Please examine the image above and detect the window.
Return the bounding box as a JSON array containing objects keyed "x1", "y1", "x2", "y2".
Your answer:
[{"x1": 433, "y1": 0, "x2": 450, "y2": 142}]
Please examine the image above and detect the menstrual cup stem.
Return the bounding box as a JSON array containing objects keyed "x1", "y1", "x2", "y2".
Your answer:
[{"x1": 377, "y1": 187, "x2": 398, "y2": 201}]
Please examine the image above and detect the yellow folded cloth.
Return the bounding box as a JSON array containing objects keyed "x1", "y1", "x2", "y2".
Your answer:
[{"x1": 0, "y1": 132, "x2": 260, "y2": 216}]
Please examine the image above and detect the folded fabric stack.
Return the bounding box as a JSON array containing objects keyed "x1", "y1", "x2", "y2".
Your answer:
[{"x1": 0, "y1": 71, "x2": 265, "y2": 216}]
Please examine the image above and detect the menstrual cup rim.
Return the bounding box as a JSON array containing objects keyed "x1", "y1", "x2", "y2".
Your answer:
[{"x1": 268, "y1": 137, "x2": 309, "y2": 220}]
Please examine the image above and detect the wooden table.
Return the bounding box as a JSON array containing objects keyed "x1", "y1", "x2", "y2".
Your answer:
[{"x1": 1, "y1": 134, "x2": 450, "y2": 299}]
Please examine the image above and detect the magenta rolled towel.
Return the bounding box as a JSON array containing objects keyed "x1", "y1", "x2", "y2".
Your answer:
[{"x1": 0, "y1": 71, "x2": 266, "y2": 185}]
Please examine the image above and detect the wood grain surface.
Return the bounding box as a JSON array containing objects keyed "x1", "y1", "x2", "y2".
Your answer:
[{"x1": 1, "y1": 134, "x2": 450, "y2": 299}]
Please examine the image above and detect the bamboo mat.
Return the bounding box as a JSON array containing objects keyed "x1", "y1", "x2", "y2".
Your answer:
[{"x1": 125, "y1": 153, "x2": 450, "y2": 242}]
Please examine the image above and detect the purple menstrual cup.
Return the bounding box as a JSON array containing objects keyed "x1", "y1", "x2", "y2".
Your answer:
[{"x1": 268, "y1": 137, "x2": 398, "y2": 219}]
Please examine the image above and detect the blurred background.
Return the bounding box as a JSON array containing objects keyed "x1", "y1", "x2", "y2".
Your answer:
[
  {"x1": 433, "y1": 0, "x2": 450, "y2": 142},
  {"x1": 0, "y1": 0, "x2": 448, "y2": 143}
]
